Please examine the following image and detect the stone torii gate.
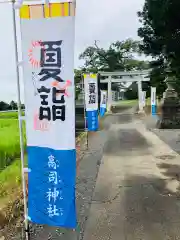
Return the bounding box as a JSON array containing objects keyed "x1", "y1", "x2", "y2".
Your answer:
[{"x1": 99, "y1": 70, "x2": 151, "y2": 112}]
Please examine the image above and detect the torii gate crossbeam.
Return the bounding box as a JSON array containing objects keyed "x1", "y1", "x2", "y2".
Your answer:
[{"x1": 99, "y1": 70, "x2": 151, "y2": 112}]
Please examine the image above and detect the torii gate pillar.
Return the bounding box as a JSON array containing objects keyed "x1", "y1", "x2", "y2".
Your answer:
[
  {"x1": 107, "y1": 76, "x2": 112, "y2": 112},
  {"x1": 99, "y1": 70, "x2": 150, "y2": 113},
  {"x1": 137, "y1": 80, "x2": 143, "y2": 112}
]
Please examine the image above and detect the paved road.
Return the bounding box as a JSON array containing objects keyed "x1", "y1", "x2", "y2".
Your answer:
[{"x1": 83, "y1": 110, "x2": 180, "y2": 239}]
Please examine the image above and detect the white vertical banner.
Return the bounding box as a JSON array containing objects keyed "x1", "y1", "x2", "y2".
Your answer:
[
  {"x1": 100, "y1": 91, "x2": 107, "y2": 108},
  {"x1": 84, "y1": 74, "x2": 99, "y2": 131},
  {"x1": 84, "y1": 74, "x2": 98, "y2": 111},
  {"x1": 100, "y1": 90, "x2": 107, "y2": 117},
  {"x1": 151, "y1": 87, "x2": 156, "y2": 106},
  {"x1": 151, "y1": 87, "x2": 156, "y2": 115},
  {"x1": 142, "y1": 91, "x2": 146, "y2": 107},
  {"x1": 19, "y1": 2, "x2": 76, "y2": 228}
]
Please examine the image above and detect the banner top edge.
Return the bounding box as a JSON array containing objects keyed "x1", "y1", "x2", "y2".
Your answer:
[
  {"x1": 22, "y1": 0, "x2": 73, "y2": 5},
  {"x1": 83, "y1": 74, "x2": 97, "y2": 78}
]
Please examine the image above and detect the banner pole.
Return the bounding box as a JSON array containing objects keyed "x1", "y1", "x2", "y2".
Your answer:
[
  {"x1": 73, "y1": 0, "x2": 78, "y2": 234},
  {"x1": 12, "y1": 2, "x2": 29, "y2": 239}
]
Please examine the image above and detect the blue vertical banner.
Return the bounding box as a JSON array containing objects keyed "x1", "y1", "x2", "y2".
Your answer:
[
  {"x1": 100, "y1": 90, "x2": 107, "y2": 117},
  {"x1": 20, "y1": 2, "x2": 76, "y2": 228},
  {"x1": 151, "y1": 87, "x2": 156, "y2": 116},
  {"x1": 86, "y1": 110, "x2": 99, "y2": 131},
  {"x1": 84, "y1": 74, "x2": 99, "y2": 131}
]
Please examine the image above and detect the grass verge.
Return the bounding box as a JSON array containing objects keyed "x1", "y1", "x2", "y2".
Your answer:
[
  {"x1": 114, "y1": 99, "x2": 138, "y2": 106},
  {"x1": 0, "y1": 159, "x2": 23, "y2": 227}
]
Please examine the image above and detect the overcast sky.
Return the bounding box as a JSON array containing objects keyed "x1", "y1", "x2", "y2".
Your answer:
[{"x1": 0, "y1": 0, "x2": 145, "y2": 102}]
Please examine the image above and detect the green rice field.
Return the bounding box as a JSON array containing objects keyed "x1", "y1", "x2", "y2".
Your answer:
[
  {"x1": 0, "y1": 111, "x2": 26, "y2": 205},
  {"x1": 0, "y1": 111, "x2": 24, "y2": 119},
  {"x1": 0, "y1": 112, "x2": 26, "y2": 170}
]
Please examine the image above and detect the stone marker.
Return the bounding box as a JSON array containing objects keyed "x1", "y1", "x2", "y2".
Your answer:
[{"x1": 158, "y1": 74, "x2": 180, "y2": 129}]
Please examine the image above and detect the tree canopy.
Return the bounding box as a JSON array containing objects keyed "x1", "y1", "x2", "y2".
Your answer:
[
  {"x1": 138, "y1": 0, "x2": 180, "y2": 63},
  {"x1": 79, "y1": 39, "x2": 149, "y2": 72},
  {"x1": 3, "y1": 39, "x2": 150, "y2": 103},
  {"x1": 74, "y1": 39, "x2": 150, "y2": 99},
  {"x1": 0, "y1": 101, "x2": 23, "y2": 111},
  {"x1": 138, "y1": 0, "x2": 180, "y2": 93}
]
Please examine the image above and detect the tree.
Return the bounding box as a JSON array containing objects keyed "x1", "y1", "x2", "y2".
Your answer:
[
  {"x1": 78, "y1": 40, "x2": 150, "y2": 101},
  {"x1": 21, "y1": 104, "x2": 25, "y2": 110},
  {"x1": 9, "y1": 100, "x2": 18, "y2": 110},
  {"x1": 79, "y1": 39, "x2": 149, "y2": 72},
  {"x1": 74, "y1": 69, "x2": 83, "y2": 100},
  {"x1": 0, "y1": 101, "x2": 10, "y2": 111},
  {"x1": 138, "y1": 0, "x2": 180, "y2": 93},
  {"x1": 74, "y1": 68, "x2": 91, "y2": 101},
  {"x1": 149, "y1": 59, "x2": 166, "y2": 97}
]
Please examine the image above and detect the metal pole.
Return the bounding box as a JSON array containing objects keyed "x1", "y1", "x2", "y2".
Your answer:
[
  {"x1": 82, "y1": 75, "x2": 88, "y2": 149},
  {"x1": 11, "y1": 2, "x2": 29, "y2": 239},
  {"x1": 73, "y1": 0, "x2": 77, "y2": 234}
]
